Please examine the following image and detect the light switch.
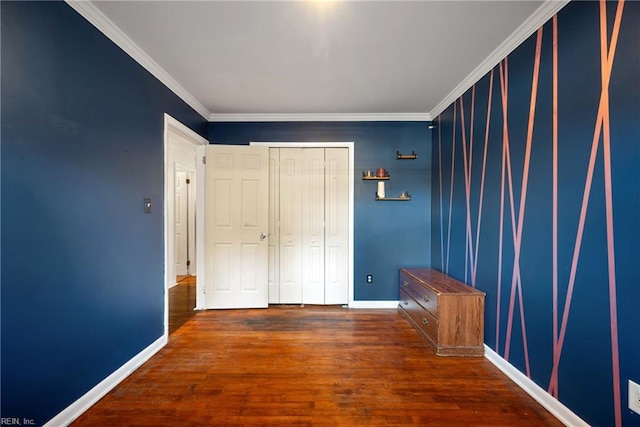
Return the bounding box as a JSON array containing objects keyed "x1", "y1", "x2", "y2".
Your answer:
[{"x1": 144, "y1": 197, "x2": 152, "y2": 214}]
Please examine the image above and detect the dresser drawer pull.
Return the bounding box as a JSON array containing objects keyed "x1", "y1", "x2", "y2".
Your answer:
[
  {"x1": 403, "y1": 280, "x2": 409, "y2": 287},
  {"x1": 423, "y1": 295, "x2": 430, "y2": 303},
  {"x1": 422, "y1": 317, "x2": 429, "y2": 326}
]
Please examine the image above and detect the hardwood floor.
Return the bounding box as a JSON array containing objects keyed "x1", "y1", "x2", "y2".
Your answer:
[
  {"x1": 169, "y1": 275, "x2": 196, "y2": 334},
  {"x1": 73, "y1": 305, "x2": 562, "y2": 426}
]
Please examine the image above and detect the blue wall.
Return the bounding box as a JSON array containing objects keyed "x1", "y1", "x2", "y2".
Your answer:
[
  {"x1": 210, "y1": 122, "x2": 432, "y2": 300},
  {"x1": 431, "y1": 2, "x2": 639, "y2": 426},
  {"x1": 1, "y1": 2, "x2": 207, "y2": 424}
]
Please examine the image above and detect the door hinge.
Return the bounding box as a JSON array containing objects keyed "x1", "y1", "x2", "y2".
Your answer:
[
  {"x1": 186, "y1": 260, "x2": 191, "y2": 266},
  {"x1": 202, "y1": 156, "x2": 206, "y2": 164},
  {"x1": 186, "y1": 178, "x2": 191, "y2": 184}
]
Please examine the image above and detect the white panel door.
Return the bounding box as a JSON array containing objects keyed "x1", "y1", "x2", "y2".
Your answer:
[
  {"x1": 302, "y1": 148, "x2": 326, "y2": 305},
  {"x1": 278, "y1": 148, "x2": 303, "y2": 303},
  {"x1": 204, "y1": 145, "x2": 269, "y2": 309},
  {"x1": 268, "y1": 149, "x2": 280, "y2": 303},
  {"x1": 324, "y1": 148, "x2": 349, "y2": 304},
  {"x1": 175, "y1": 169, "x2": 189, "y2": 276}
]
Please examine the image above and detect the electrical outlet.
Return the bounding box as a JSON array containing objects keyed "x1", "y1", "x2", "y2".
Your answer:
[
  {"x1": 366, "y1": 274, "x2": 373, "y2": 283},
  {"x1": 629, "y1": 380, "x2": 640, "y2": 415}
]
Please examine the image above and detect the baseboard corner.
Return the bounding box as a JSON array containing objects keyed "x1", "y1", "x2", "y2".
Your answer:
[{"x1": 44, "y1": 334, "x2": 168, "y2": 427}]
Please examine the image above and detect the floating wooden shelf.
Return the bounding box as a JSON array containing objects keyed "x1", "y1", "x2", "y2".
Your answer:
[
  {"x1": 375, "y1": 195, "x2": 411, "y2": 201},
  {"x1": 362, "y1": 175, "x2": 390, "y2": 180},
  {"x1": 396, "y1": 151, "x2": 418, "y2": 160}
]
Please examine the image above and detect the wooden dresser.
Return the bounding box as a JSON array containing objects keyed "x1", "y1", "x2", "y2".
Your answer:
[{"x1": 398, "y1": 268, "x2": 485, "y2": 357}]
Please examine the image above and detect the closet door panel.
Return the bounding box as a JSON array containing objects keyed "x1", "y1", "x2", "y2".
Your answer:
[
  {"x1": 268, "y1": 149, "x2": 280, "y2": 303},
  {"x1": 324, "y1": 148, "x2": 349, "y2": 304},
  {"x1": 302, "y1": 148, "x2": 325, "y2": 304},
  {"x1": 278, "y1": 148, "x2": 303, "y2": 303}
]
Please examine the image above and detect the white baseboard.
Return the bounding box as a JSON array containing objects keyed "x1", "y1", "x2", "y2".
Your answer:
[
  {"x1": 44, "y1": 335, "x2": 168, "y2": 427},
  {"x1": 349, "y1": 300, "x2": 399, "y2": 309},
  {"x1": 484, "y1": 345, "x2": 589, "y2": 427}
]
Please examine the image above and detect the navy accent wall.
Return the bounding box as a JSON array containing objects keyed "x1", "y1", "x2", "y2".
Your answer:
[
  {"x1": 431, "y1": 2, "x2": 639, "y2": 426},
  {"x1": 1, "y1": 2, "x2": 207, "y2": 424},
  {"x1": 209, "y1": 122, "x2": 431, "y2": 300}
]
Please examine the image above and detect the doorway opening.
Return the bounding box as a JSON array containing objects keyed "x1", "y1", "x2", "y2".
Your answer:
[{"x1": 164, "y1": 114, "x2": 208, "y2": 336}]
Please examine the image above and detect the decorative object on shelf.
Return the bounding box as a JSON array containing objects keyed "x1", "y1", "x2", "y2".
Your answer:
[
  {"x1": 396, "y1": 150, "x2": 418, "y2": 160},
  {"x1": 362, "y1": 153, "x2": 414, "y2": 200},
  {"x1": 375, "y1": 192, "x2": 411, "y2": 201},
  {"x1": 362, "y1": 170, "x2": 389, "y2": 180}
]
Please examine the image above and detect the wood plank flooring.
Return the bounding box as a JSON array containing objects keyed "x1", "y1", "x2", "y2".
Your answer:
[
  {"x1": 169, "y1": 276, "x2": 196, "y2": 334},
  {"x1": 73, "y1": 303, "x2": 562, "y2": 426}
]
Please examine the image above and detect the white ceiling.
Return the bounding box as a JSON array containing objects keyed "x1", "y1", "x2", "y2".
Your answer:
[{"x1": 78, "y1": 1, "x2": 566, "y2": 121}]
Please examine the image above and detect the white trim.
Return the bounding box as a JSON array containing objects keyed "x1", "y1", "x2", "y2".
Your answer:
[
  {"x1": 64, "y1": 0, "x2": 567, "y2": 124},
  {"x1": 164, "y1": 114, "x2": 209, "y2": 331},
  {"x1": 484, "y1": 345, "x2": 589, "y2": 427},
  {"x1": 165, "y1": 115, "x2": 208, "y2": 147},
  {"x1": 251, "y1": 142, "x2": 353, "y2": 149},
  {"x1": 429, "y1": 0, "x2": 570, "y2": 119},
  {"x1": 250, "y1": 141, "x2": 355, "y2": 307},
  {"x1": 347, "y1": 145, "x2": 355, "y2": 307},
  {"x1": 348, "y1": 300, "x2": 400, "y2": 309},
  {"x1": 195, "y1": 145, "x2": 207, "y2": 310},
  {"x1": 65, "y1": 1, "x2": 210, "y2": 120},
  {"x1": 164, "y1": 115, "x2": 169, "y2": 336},
  {"x1": 210, "y1": 113, "x2": 431, "y2": 122},
  {"x1": 44, "y1": 336, "x2": 167, "y2": 427}
]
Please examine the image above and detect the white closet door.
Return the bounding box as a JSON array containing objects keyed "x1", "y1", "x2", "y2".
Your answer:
[
  {"x1": 268, "y1": 149, "x2": 280, "y2": 303},
  {"x1": 302, "y1": 148, "x2": 326, "y2": 304},
  {"x1": 324, "y1": 148, "x2": 349, "y2": 304},
  {"x1": 278, "y1": 148, "x2": 303, "y2": 303}
]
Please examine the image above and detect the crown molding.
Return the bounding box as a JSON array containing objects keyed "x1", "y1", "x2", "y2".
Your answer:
[
  {"x1": 209, "y1": 112, "x2": 432, "y2": 122},
  {"x1": 429, "y1": 0, "x2": 570, "y2": 119},
  {"x1": 66, "y1": 0, "x2": 567, "y2": 125},
  {"x1": 65, "y1": 0, "x2": 211, "y2": 120}
]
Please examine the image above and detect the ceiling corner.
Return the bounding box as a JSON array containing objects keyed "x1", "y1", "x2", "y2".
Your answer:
[
  {"x1": 65, "y1": 0, "x2": 211, "y2": 120},
  {"x1": 429, "y1": 0, "x2": 570, "y2": 119}
]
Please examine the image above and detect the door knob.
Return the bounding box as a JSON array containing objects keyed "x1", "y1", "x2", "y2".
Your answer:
[{"x1": 260, "y1": 233, "x2": 267, "y2": 240}]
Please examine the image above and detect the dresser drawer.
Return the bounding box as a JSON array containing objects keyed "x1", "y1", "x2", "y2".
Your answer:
[
  {"x1": 400, "y1": 272, "x2": 438, "y2": 315},
  {"x1": 399, "y1": 289, "x2": 439, "y2": 346}
]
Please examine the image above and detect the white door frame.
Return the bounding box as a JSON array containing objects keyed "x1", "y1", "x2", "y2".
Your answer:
[
  {"x1": 163, "y1": 114, "x2": 208, "y2": 337},
  {"x1": 250, "y1": 142, "x2": 355, "y2": 306}
]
